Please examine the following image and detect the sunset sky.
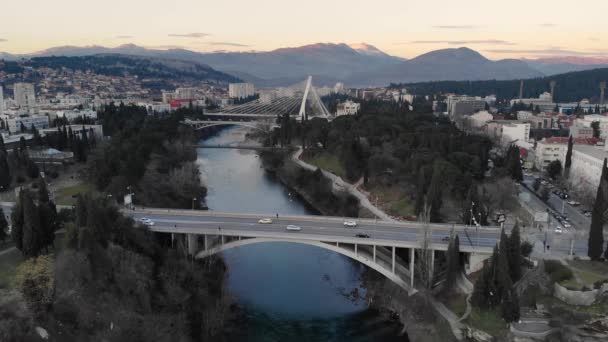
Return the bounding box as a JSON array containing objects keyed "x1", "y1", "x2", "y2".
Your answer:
[{"x1": 1, "y1": 0, "x2": 607, "y2": 60}]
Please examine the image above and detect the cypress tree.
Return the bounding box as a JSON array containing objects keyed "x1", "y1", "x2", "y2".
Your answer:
[
  {"x1": 509, "y1": 223, "x2": 522, "y2": 282},
  {"x1": 497, "y1": 229, "x2": 512, "y2": 301},
  {"x1": 472, "y1": 262, "x2": 491, "y2": 309},
  {"x1": 0, "y1": 134, "x2": 6, "y2": 154},
  {"x1": 564, "y1": 135, "x2": 573, "y2": 178},
  {"x1": 21, "y1": 190, "x2": 43, "y2": 257},
  {"x1": 11, "y1": 191, "x2": 25, "y2": 251},
  {"x1": 0, "y1": 151, "x2": 10, "y2": 191},
  {"x1": 414, "y1": 167, "x2": 427, "y2": 216},
  {"x1": 588, "y1": 158, "x2": 607, "y2": 260},
  {"x1": 37, "y1": 177, "x2": 50, "y2": 203},
  {"x1": 427, "y1": 162, "x2": 443, "y2": 223},
  {"x1": 0, "y1": 207, "x2": 8, "y2": 241}
]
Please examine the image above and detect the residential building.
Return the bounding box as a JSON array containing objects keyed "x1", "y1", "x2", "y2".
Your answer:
[
  {"x1": 40, "y1": 124, "x2": 104, "y2": 139},
  {"x1": 7, "y1": 115, "x2": 49, "y2": 133},
  {"x1": 29, "y1": 148, "x2": 74, "y2": 165},
  {"x1": 447, "y1": 95, "x2": 486, "y2": 120},
  {"x1": 527, "y1": 114, "x2": 556, "y2": 129},
  {"x1": 516, "y1": 111, "x2": 534, "y2": 121},
  {"x1": 566, "y1": 143, "x2": 608, "y2": 193},
  {"x1": 570, "y1": 122, "x2": 594, "y2": 139},
  {"x1": 13, "y1": 83, "x2": 36, "y2": 109},
  {"x1": 56, "y1": 109, "x2": 97, "y2": 122},
  {"x1": 229, "y1": 83, "x2": 255, "y2": 99},
  {"x1": 535, "y1": 136, "x2": 598, "y2": 170},
  {"x1": 336, "y1": 100, "x2": 360, "y2": 116},
  {"x1": 175, "y1": 88, "x2": 197, "y2": 100},
  {"x1": 0, "y1": 85, "x2": 4, "y2": 115},
  {"x1": 485, "y1": 120, "x2": 530, "y2": 145},
  {"x1": 510, "y1": 92, "x2": 555, "y2": 112},
  {"x1": 575, "y1": 114, "x2": 608, "y2": 138}
]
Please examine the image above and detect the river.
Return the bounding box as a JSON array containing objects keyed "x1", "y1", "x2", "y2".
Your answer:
[{"x1": 196, "y1": 127, "x2": 403, "y2": 341}]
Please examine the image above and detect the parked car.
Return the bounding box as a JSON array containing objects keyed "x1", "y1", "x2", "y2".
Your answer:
[
  {"x1": 563, "y1": 222, "x2": 572, "y2": 229},
  {"x1": 286, "y1": 225, "x2": 301, "y2": 231},
  {"x1": 343, "y1": 220, "x2": 358, "y2": 227},
  {"x1": 554, "y1": 226, "x2": 563, "y2": 234},
  {"x1": 258, "y1": 218, "x2": 273, "y2": 224},
  {"x1": 583, "y1": 210, "x2": 592, "y2": 217},
  {"x1": 568, "y1": 201, "x2": 580, "y2": 206}
]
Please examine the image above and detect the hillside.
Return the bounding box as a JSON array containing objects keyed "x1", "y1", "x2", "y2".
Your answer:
[
  {"x1": 390, "y1": 67, "x2": 608, "y2": 103},
  {"x1": 348, "y1": 48, "x2": 543, "y2": 87}
]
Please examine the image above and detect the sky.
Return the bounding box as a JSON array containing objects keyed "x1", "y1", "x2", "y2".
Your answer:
[{"x1": 1, "y1": 0, "x2": 607, "y2": 60}]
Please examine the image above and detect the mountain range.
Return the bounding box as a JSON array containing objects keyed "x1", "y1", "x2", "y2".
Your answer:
[{"x1": 1, "y1": 43, "x2": 606, "y2": 87}]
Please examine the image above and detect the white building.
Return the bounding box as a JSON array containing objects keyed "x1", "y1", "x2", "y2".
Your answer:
[
  {"x1": 7, "y1": 115, "x2": 49, "y2": 133},
  {"x1": 229, "y1": 83, "x2": 255, "y2": 99},
  {"x1": 511, "y1": 92, "x2": 555, "y2": 112},
  {"x1": 516, "y1": 111, "x2": 534, "y2": 121},
  {"x1": 56, "y1": 109, "x2": 97, "y2": 122},
  {"x1": 13, "y1": 83, "x2": 36, "y2": 109},
  {"x1": 336, "y1": 100, "x2": 360, "y2": 116},
  {"x1": 0, "y1": 85, "x2": 4, "y2": 115},
  {"x1": 176, "y1": 88, "x2": 197, "y2": 100},
  {"x1": 485, "y1": 120, "x2": 530, "y2": 145},
  {"x1": 575, "y1": 114, "x2": 608, "y2": 139},
  {"x1": 567, "y1": 144, "x2": 608, "y2": 193},
  {"x1": 333, "y1": 82, "x2": 345, "y2": 94}
]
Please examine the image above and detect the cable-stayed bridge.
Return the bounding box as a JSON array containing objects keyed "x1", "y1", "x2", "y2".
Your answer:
[{"x1": 184, "y1": 76, "x2": 332, "y2": 132}]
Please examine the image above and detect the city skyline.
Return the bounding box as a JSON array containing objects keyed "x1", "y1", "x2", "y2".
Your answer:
[{"x1": 1, "y1": 0, "x2": 607, "y2": 60}]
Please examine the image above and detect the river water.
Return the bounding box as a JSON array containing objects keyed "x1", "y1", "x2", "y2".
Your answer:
[{"x1": 197, "y1": 127, "x2": 402, "y2": 341}]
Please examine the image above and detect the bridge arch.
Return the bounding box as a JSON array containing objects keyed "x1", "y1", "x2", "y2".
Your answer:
[
  {"x1": 195, "y1": 237, "x2": 417, "y2": 295},
  {"x1": 191, "y1": 121, "x2": 267, "y2": 131}
]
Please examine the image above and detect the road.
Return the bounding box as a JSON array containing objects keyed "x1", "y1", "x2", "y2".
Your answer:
[{"x1": 127, "y1": 209, "x2": 527, "y2": 254}]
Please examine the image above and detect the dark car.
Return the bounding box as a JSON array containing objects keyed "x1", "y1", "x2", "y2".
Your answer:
[{"x1": 355, "y1": 233, "x2": 370, "y2": 238}]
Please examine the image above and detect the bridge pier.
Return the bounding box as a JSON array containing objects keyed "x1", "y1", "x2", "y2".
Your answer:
[
  {"x1": 410, "y1": 248, "x2": 415, "y2": 288},
  {"x1": 373, "y1": 245, "x2": 376, "y2": 262},
  {"x1": 355, "y1": 244, "x2": 358, "y2": 256},
  {"x1": 203, "y1": 235, "x2": 208, "y2": 250},
  {"x1": 392, "y1": 246, "x2": 396, "y2": 274},
  {"x1": 187, "y1": 234, "x2": 199, "y2": 256}
]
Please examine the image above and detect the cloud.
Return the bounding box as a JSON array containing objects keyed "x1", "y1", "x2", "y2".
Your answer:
[
  {"x1": 589, "y1": 37, "x2": 600, "y2": 41},
  {"x1": 410, "y1": 39, "x2": 515, "y2": 45},
  {"x1": 168, "y1": 32, "x2": 209, "y2": 38},
  {"x1": 0, "y1": 38, "x2": 6, "y2": 42},
  {"x1": 206, "y1": 42, "x2": 249, "y2": 47},
  {"x1": 116, "y1": 35, "x2": 132, "y2": 39},
  {"x1": 484, "y1": 47, "x2": 606, "y2": 57},
  {"x1": 432, "y1": 25, "x2": 480, "y2": 29},
  {"x1": 144, "y1": 44, "x2": 189, "y2": 50},
  {"x1": 540, "y1": 23, "x2": 556, "y2": 27}
]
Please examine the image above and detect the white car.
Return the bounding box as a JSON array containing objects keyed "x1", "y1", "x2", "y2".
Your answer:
[
  {"x1": 139, "y1": 217, "x2": 149, "y2": 222},
  {"x1": 563, "y1": 222, "x2": 572, "y2": 229},
  {"x1": 258, "y1": 218, "x2": 273, "y2": 224},
  {"x1": 554, "y1": 226, "x2": 563, "y2": 234},
  {"x1": 286, "y1": 225, "x2": 301, "y2": 231},
  {"x1": 343, "y1": 220, "x2": 357, "y2": 227}
]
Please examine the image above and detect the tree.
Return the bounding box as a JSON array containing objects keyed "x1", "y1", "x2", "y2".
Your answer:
[
  {"x1": 0, "y1": 134, "x2": 6, "y2": 154},
  {"x1": 496, "y1": 229, "x2": 513, "y2": 299},
  {"x1": 564, "y1": 135, "x2": 573, "y2": 178},
  {"x1": 588, "y1": 158, "x2": 607, "y2": 260},
  {"x1": 506, "y1": 145, "x2": 523, "y2": 182},
  {"x1": 21, "y1": 190, "x2": 44, "y2": 257},
  {"x1": 546, "y1": 160, "x2": 562, "y2": 180},
  {"x1": 11, "y1": 191, "x2": 25, "y2": 251},
  {"x1": 508, "y1": 223, "x2": 522, "y2": 282},
  {"x1": 0, "y1": 151, "x2": 10, "y2": 191},
  {"x1": 501, "y1": 289, "x2": 520, "y2": 323},
  {"x1": 414, "y1": 167, "x2": 428, "y2": 216},
  {"x1": 426, "y1": 162, "x2": 444, "y2": 222},
  {"x1": 445, "y1": 233, "x2": 461, "y2": 293},
  {"x1": 591, "y1": 121, "x2": 601, "y2": 139},
  {"x1": 0, "y1": 207, "x2": 8, "y2": 242},
  {"x1": 37, "y1": 177, "x2": 50, "y2": 203},
  {"x1": 540, "y1": 186, "x2": 550, "y2": 201}
]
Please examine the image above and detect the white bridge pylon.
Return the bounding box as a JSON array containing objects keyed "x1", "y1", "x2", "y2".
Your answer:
[{"x1": 217, "y1": 76, "x2": 332, "y2": 120}]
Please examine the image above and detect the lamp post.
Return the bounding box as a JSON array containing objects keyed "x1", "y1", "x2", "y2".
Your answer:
[{"x1": 192, "y1": 197, "x2": 197, "y2": 210}]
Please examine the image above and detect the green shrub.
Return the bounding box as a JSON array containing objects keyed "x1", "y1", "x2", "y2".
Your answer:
[{"x1": 544, "y1": 260, "x2": 573, "y2": 283}]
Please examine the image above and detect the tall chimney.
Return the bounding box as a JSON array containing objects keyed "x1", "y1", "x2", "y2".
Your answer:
[
  {"x1": 550, "y1": 80, "x2": 556, "y2": 102},
  {"x1": 601, "y1": 81, "x2": 606, "y2": 105},
  {"x1": 519, "y1": 80, "x2": 524, "y2": 100}
]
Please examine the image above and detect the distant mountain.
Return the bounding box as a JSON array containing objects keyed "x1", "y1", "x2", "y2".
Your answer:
[
  {"x1": 348, "y1": 47, "x2": 544, "y2": 87},
  {"x1": 390, "y1": 67, "x2": 608, "y2": 103},
  {"x1": 1, "y1": 54, "x2": 239, "y2": 85},
  {"x1": 1, "y1": 43, "x2": 405, "y2": 86},
  {"x1": 525, "y1": 57, "x2": 608, "y2": 75}
]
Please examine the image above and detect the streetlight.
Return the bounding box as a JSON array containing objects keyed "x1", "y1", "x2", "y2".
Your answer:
[{"x1": 192, "y1": 197, "x2": 197, "y2": 210}]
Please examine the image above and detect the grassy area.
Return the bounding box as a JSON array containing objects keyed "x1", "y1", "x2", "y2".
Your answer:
[
  {"x1": 54, "y1": 183, "x2": 94, "y2": 206},
  {"x1": 305, "y1": 153, "x2": 347, "y2": 179},
  {"x1": 537, "y1": 295, "x2": 608, "y2": 317},
  {"x1": 363, "y1": 182, "x2": 415, "y2": 219},
  {"x1": 444, "y1": 293, "x2": 468, "y2": 318},
  {"x1": 567, "y1": 259, "x2": 608, "y2": 286},
  {"x1": 467, "y1": 308, "x2": 508, "y2": 338},
  {"x1": 0, "y1": 248, "x2": 24, "y2": 289}
]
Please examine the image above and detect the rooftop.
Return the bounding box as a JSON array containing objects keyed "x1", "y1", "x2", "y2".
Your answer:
[{"x1": 573, "y1": 144, "x2": 608, "y2": 161}]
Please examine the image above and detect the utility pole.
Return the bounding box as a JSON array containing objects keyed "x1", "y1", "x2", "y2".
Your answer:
[{"x1": 600, "y1": 81, "x2": 606, "y2": 105}]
